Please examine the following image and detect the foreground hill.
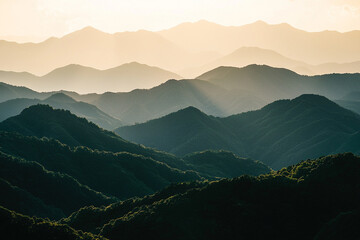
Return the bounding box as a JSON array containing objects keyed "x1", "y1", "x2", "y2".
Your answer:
[
  {"x1": 0, "y1": 206, "x2": 106, "y2": 240},
  {"x1": 197, "y1": 64, "x2": 360, "y2": 101},
  {"x1": 116, "y1": 94, "x2": 360, "y2": 169},
  {"x1": 0, "y1": 62, "x2": 181, "y2": 93},
  {"x1": 0, "y1": 151, "x2": 115, "y2": 219},
  {"x1": 0, "y1": 104, "x2": 188, "y2": 169},
  {"x1": 61, "y1": 153, "x2": 360, "y2": 240},
  {"x1": 0, "y1": 106, "x2": 270, "y2": 219},
  {"x1": 0, "y1": 93, "x2": 122, "y2": 130}
]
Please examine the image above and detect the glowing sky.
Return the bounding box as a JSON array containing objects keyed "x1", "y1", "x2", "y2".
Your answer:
[{"x1": 1, "y1": 0, "x2": 360, "y2": 42}]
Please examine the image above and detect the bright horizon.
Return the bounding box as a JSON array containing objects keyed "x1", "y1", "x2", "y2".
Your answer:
[{"x1": 1, "y1": 0, "x2": 360, "y2": 43}]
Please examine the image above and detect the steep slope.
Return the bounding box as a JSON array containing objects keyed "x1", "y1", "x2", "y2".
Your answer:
[
  {"x1": 62, "y1": 153, "x2": 360, "y2": 240},
  {"x1": 0, "y1": 104, "x2": 187, "y2": 169},
  {"x1": 159, "y1": 20, "x2": 360, "y2": 65},
  {"x1": 0, "y1": 93, "x2": 122, "y2": 130},
  {"x1": 116, "y1": 95, "x2": 360, "y2": 169},
  {"x1": 0, "y1": 151, "x2": 115, "y2": 219},
  {"x1": 92, "y1": 79, "x2": 265, "y2": 124},
  {"x1": 0, "y1": 81, "x2": 48, "y2": 103},
  {"x1": 197, "y1": 65, "x2": 360, "y2": 101},
  {"x1": 182, "y1": 150, "x2": 271, "y2": 178},
  {"x1": 0, "y1": 206, "x2": 106, "y2": 240},
  {"x1": 0, "y1": 62, "x2": 181, "y2": 93},
  {"x1": 116, "y1": 107, "x2": 240, "y2": 155}
]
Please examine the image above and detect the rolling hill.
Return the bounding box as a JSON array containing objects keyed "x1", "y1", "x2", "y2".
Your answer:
[
  {"x1": 197, "y1": 64, "x2": 360, "y2": 101},
  {"x1": 0, "y1": 206, "x2": 106, "y2": 240},
  {"x1": 116, "y1": 94, "x2": 360, "y2": 169},
  {"x1": 0, "y1": 151, "x2": 115, "y2": 219},
  {"x1": 61, "y1": 153, "x2": 360, "y2": 240},
  {"x1": 0, "y1": 62, "x2": 181, "y2": 93},
  {"x1": 0, "y1": 93, "x2": 122, "y2": 130}
]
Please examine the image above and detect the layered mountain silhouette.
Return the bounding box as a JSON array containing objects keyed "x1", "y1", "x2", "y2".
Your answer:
[
  {"x1": 61, "y1": 153, "x2": 360, "y2": 240},
  {"x1": 2, "y1": 21, "x2": 360, "y2": 79},
  {"x1": 0, "y1": 93, "x2": 122, "y2": 130},
  {"x1": 197, "y1": 65, "x2": 360, "y2": 101},
  {"x1": 183, "y1": 47, "x2": 360, "y2": 77},
  {"x1": 0, "y1": 62, "x2": 181, "y2": 93},
  {"x1": 89, "y1": 79, "x2": 265, "y2": 124},
  {"x1": 159, "y1": 20, "x2": 360, "y2": 65},
  {"x1": 0, "y1": 26, "x2": 215, "y2": 76},
  {"x1": 116, "y1": 94, "x2": 360, "y2": 169},
  {"x1": 0, "y1": 105, "x2": 271, "y2": 218}
]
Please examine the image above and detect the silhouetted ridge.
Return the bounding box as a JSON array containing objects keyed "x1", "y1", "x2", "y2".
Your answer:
[{"x1": 45, "y1": 93, "x2": 77, "y2": 103}]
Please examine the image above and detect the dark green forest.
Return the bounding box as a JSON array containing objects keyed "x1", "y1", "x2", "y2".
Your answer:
[
  {"x1": 1, "y1": 100, "x2": 360, "y2": 239},
  {"x1": 2, "y1": 153, "x2": 359, "y2": 239}
]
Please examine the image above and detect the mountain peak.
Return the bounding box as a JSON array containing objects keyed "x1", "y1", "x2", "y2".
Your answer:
[{"x1": 45, "y1": 93, "x2": 76, "y2": 103}]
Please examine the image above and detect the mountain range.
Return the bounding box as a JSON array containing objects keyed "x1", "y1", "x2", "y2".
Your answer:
[
  {"x1": 197, "y1": 64, "x2": 360, "y2": 101},
  {"x1": 116, "y1": 94, "x2": 360, "y2": 169},
  {"x1": 2, "y1": 20, "x2": 360, "y2": 80},
  {"x1": 2, "y1": 64, "x2": 360, "y2": 126},
  {"x1": 0, "y1": 104, "x2": 271, "y2": 219},
  {"x1": 184, "y1": 47, "x2": 360, "y2": 77},
  {"x1": 0, "y1": 93, "x2": 122, "y2": 130},
  {"x1": 0, "y1": 62, "x2": 181, "y2": 93}
]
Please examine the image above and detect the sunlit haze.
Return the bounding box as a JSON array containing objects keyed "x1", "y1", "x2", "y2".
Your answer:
[{"x1": 1, "y1": 0, "x2": 360, "y2": 42}]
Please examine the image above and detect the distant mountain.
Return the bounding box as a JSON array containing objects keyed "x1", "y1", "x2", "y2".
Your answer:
[
  {"x1": 159, "y1": 20, "x2": 360, "y2": 65},
  {"x1": 0, "y1": 82, "x2": 47, "y2": 103},
  {"x1": 62, "y1": 153, "x2": 360, "y2": 240},
  {"x1": 90, "y1": 79, "x2": 265, "y2": 125},
  {"x1": 0, "y1": 93, "x2": 122, "y2": 130},
  {"x1": 183, "y1": 47, "x2": 360, "y2": 78},
  {"x1": 182, "y1": 47, "x2": 313, "y2": 77},
  {"x1": 0, "y1": 26, "x2": 213, "y2": 76},
  {"x1": 116, "y1": 95, "x2": 360, "y2": 169},
  {"x1": 197, "y1": 65, "x2": 360, "y2": 101},
  {"x1": 0, "y1": 62, "x2": 181, "y2": 93},
  {"x1": 0, "y1": 151, "x2": 115, "y2": 219}
]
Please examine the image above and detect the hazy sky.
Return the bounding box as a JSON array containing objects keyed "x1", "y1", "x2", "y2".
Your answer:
[{"x1": 1, "y1": 0, "x2": 360, "y2": 42}]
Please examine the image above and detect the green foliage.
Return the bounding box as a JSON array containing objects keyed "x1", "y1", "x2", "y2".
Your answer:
[
  {"x1": 61, "y1": 153, "x2": 360, "y2": 240},
  {"x1": 0, "y1": 104, "x2": 187, "y2": 170},
  {"x1": 0, "y1": 131, "x2": 200, "y2": 201},
  {"x1": 183, "y1": 150, "x2": 271, "y2": 178},
  {"x1": 0, "y1": 151, "x2": 115, "y2": 219},
  {"x1": 0, "y1": 206, "x2": 107, "y2": 240}
]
